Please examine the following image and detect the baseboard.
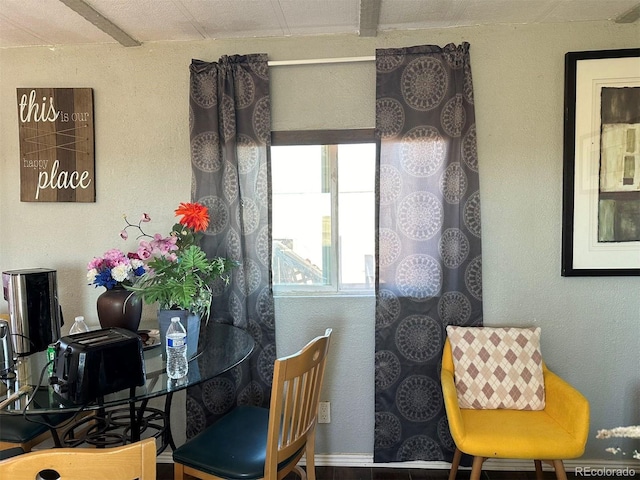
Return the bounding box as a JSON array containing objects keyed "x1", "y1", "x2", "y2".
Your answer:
[{"x1": 158, "y1": 451, "x2": 639, "y2": 473}]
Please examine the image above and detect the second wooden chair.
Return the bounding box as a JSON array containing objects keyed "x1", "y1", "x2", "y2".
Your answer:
[
  {"x1": 0, "y1": 437, "x2": 156, "y2": 480},
  {"x1": 173, "y1": 328, "x2": 333, "y2": 480}
]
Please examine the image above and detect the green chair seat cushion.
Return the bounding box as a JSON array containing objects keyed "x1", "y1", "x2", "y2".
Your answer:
[
  {"x1": 173, "y1": 405, "x2": 302, "y2": 480},
  {"x1": 0, "y1": 412, "x2": 72, "y2": 443}
]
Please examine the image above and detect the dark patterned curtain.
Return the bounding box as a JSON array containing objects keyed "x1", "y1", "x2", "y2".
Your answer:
[
  {"x1": 374, "y1": 43, "x2": 483, "y2": 462},
  {"x1": 187, "y1": 54, "x2": 275, "y2": 438}
]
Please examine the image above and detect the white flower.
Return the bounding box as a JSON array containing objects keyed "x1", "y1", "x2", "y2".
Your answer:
[
  {"x1": 597, "y1": 426, "x2": 640, "y2": 439},
  {"x1": 598, "y1": 425, "x2": 640, "y2": 460},
  {"x1": 111, "y1": 264, "x2": 131, "y2": 282},
  {"x1": 130, "y1": 258, "x2": 144, "y2": 270},
  {"x1": 87, "y1": 268, "x2": 98, "y2": 282}
]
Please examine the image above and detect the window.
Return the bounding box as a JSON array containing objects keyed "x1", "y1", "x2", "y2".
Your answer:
[{"x1": 271, "y1": 130, "x2": 376, "y2": 294}]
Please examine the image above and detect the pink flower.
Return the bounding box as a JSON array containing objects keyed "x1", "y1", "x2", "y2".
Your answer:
[
  {"x1": 87, "y1": 258, "x2": 104, "y2": 270},
  {"x1": 141, "y1": 213, "x2": 151, "y2": 223},
  {"x1": 120, "y1": 230, "x2": 128, "y2": 240},
  {"x1": 145, "y1": 234, "x2": 178, "y2": 258},
  {"x1": 103, "y1": 248, "x2": 128, "y2": 268},
  {"x1": 137, "y1": 241, "x2": 153, "y2": 260}
]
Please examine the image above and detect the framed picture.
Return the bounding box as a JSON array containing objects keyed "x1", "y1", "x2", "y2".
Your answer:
[
  {"x1": 561, "y1": 48, "x2": 640, "y2": 276},
  {"x1": 17, "y1": 88, "x2": 95, "y2": 202}
]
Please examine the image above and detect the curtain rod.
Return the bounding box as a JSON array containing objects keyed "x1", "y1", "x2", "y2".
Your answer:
[{"x1": 267, "y1": 56, "x2": 375, "y2": 67}]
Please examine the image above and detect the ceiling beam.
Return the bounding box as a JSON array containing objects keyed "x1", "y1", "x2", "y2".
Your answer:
[
  {"x1": 58, "y1": 0, "x2": 141, "y2": 47},
  {"x1": 359, "y1": 0, "x2": 381, "y2": 37},
  {"x1": 615, "y1": 2, "x2": 640, "y2": 22}
]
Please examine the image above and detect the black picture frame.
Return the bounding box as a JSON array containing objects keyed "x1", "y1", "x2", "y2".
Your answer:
[{"x1": 561, "y1": 48, "x2": 640, "y2": 276}]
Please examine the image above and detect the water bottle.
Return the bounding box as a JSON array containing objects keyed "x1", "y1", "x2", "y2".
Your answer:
[
  {"x1": 166, "y1": 317, "x2": 188, "y2": 379},
  {"x1": 69, "y1": 316, "x2": 90, "y2": 334}
]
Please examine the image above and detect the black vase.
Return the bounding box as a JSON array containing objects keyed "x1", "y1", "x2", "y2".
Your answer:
[{"x1": 96, "y1": 286, "x2": 143, "y2": 332}]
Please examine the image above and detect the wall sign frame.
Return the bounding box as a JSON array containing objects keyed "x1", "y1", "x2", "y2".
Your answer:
[
  {"x1": 561, "y1": 48, "x2": 640, "y2": 276},
  {"x1": 17, "y1": 88, "x2": 95, "y2": 202}
]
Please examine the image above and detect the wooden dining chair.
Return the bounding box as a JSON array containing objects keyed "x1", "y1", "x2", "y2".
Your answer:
[
  {"x1": 173, "y1": 328, "x2": 333, "y2": 480},
  {"x1": 0, "y1": 437, "x2": 156, "y2": 479}
]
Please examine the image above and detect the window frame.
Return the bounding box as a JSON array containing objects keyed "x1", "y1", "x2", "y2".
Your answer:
[{"x1": 270, "y1": 129, "x2": 377, "y2": 296}]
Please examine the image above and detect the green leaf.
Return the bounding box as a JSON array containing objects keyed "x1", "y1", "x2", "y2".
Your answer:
[{"x1": 126, "y1": 244, "x2": 238, "y2": 319}]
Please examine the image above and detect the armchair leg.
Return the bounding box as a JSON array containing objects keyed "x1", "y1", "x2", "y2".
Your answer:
[
  {"x1": 534, "y1": 460, "x2": 544, "y2": 480},
  {"x1": 553, "y1": 460, "x2": 568, "y2": 480},
  {"x1": 448, "y1": 448, "x2": 462, "y2": 480},
  {"x1": 470, "y1": 456, "x2": 486, "y2": 480}
]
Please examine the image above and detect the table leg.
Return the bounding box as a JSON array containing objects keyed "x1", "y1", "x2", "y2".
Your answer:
[
  {"x1": 162, "y1": 391, "x2": 176, "y2": 452},
  {"x1": 128, "y1": 387, "x2": 140, "y2": 443}
]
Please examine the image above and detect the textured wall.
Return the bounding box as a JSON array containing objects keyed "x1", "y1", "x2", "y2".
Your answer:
[{"x1": 1, "y1": 20, "x2": 638, "y2": 460}]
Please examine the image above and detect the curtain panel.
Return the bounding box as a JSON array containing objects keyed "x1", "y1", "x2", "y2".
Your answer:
[
  {"x1": 187, "y1": 54, "x2": 275, "y2": 438},
  {"x1": 374, "y1": 43, "x2": 483, "y2": 462}
]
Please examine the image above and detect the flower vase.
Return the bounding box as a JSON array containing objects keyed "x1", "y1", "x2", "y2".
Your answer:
[
  {"x1": 158, "y1": 309, "x2": 201, "y2": 360},
  {"x1": 96, "y1": 286, "x2": 143, "y2": 332}
]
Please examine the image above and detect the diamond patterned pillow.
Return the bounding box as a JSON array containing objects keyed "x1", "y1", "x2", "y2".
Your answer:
[{"x1": 446, "y1": 326, "x2": 545, "y2": 410}]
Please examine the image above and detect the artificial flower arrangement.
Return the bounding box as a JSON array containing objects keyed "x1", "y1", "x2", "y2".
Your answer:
[
  {"x1": 121, "y1": 202, "x2": 238, "y2": 320},
  {"x1": 597, "y1": 425, "x2": 640, "y2": 460},
  {"x1": 87, "y1": 248, "x2": 147, "y2": 290}
]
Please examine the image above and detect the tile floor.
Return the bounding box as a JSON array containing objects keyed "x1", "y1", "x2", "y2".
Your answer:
[{"x1": 157, "y1": 464, "x2": 595, "y2": 479}]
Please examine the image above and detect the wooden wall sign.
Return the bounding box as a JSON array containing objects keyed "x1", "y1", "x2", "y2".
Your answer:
[{"x1": 17, "y1": 88, "x2": 95, "y2": 202}]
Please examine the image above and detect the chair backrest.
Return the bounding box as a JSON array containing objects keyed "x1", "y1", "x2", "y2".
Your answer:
[
  {"x1": 265, "y1": 328, "x2": 332, "y2": 478},
  {"x1": 442, "y1": 338, "x2": 454, "y2": 373},
  {"x1": 0, "y1": 437, "x2": 156, "y2": 479}
]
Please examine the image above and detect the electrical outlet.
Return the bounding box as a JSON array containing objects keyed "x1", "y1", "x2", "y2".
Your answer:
[{"x1": 318, "y1": 401, "x2": 330, "y2": 423}]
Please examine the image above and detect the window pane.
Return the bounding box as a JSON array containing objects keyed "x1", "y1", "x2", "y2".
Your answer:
[
  {"x1": 271, "y1": 134, "x2": 376, "y2": 294},
  {"x1": 272, "y1": 145, "x2": 329, "y2": 286},
  {"x1": 338, "y1": 144, "x2": 376, "y2": 289}
]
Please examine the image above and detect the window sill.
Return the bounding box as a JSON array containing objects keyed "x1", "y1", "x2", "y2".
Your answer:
[{"x1": 273, "y1": 290, "x2": 374, "y2": 299}]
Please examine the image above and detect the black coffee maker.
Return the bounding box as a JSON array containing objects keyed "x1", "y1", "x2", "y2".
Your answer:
[
  {"x1": 0, "y1": 317, "x2": 14, "y2": 378},
  {"x1": 2, "y1": 268, "x2": 63, "y2": 356}
]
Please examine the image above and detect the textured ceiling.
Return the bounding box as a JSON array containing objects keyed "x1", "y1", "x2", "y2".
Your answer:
[{"x1": 1, "y1": 0, "x2": 638, "y2": 48}]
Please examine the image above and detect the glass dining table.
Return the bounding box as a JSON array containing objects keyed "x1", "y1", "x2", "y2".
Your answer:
[{"x1": 0, "y1": 323, "x2": 254, "y2": 452}]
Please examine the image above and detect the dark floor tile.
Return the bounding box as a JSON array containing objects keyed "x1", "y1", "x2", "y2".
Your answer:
[
  {"x1": 315, "y1": 466, "x2": 335, "y2": 480},
  {"x1": 483, "y1": 472, "x2": 530, "y2": 480},
  {"x1": 155, "y1": 464, "x2": 592, "y2": 480},
  {"x1": 335, "y1": 466, "x2": 373, "y2": 480},
  {"x1": 281, "y1": 466, "x2": 334, "y2": 480},
  {"x1": 156, "y1": 462, "x2": 172, "y2": 479},
  {"x1": 409, "y1": 468, "x2": 458, "y2": 480},
  {"x1": 371, "y1": 467, "x2": 411, "y2": 480}
]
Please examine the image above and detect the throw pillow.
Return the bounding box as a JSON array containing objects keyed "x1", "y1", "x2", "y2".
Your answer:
[{"x1": 446, "y1": 326, "x2": 545, "y2": 410}]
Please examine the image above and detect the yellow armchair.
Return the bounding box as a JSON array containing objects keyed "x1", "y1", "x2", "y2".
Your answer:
[{"x1": 441, "y1": 338, "x2": 589, "y2": 480}]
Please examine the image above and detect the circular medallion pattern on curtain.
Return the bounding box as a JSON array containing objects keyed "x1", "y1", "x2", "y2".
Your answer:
[
  {"x1": 187, "y1": 54, "x2": 275, "y2": 437},
  {"x1": 374, "y1": 42, "x2": 483, "y2": 464}
]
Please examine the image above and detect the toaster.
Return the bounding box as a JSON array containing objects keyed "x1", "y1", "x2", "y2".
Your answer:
[{"x1": 51, "y1": 328, "x2": 145, "y2": 405}]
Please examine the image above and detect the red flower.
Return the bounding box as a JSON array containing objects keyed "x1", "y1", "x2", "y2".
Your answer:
[{"x1": 175, "y1": 202, "x2": 210, "y2": 232}]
